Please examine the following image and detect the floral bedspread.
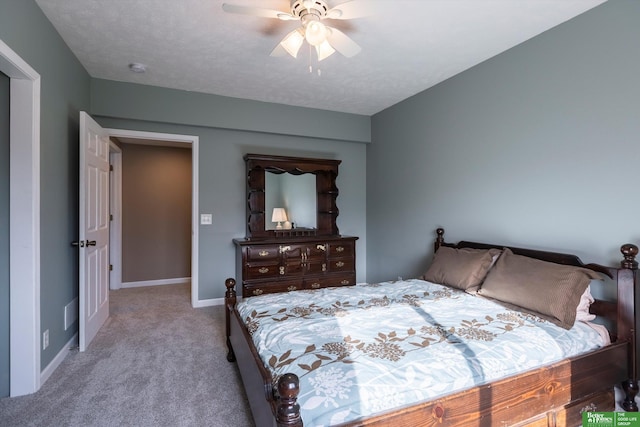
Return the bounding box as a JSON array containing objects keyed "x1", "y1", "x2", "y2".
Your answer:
[{"x1": 236, "y1": 279, "x2": 606, "y2": 426}]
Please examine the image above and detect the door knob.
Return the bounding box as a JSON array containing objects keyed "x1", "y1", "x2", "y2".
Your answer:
[
  {"x1": 86, "y1": 240, "x2": 97, "y2": 246},
  {"x1": 71, "y1": 240, "x2": 85, "y2": 247}
]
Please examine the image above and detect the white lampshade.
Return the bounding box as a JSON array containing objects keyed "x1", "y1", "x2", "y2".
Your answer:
[
  {"x1": 315, "y1": 40, "x2": 335, "y2": 61},
  {"x1": 280, "y1": 29, "x2": 305, "y2": 58},
  {"x1": 271, "y1": 208, "x2": 287, "y2": 229}
]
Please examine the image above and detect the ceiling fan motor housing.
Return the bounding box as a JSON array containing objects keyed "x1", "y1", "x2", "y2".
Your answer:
[{"x1": 291, "y1": 0, "x2": 329, "y2": 19}]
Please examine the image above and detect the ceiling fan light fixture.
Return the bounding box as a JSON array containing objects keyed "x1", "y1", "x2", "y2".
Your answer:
[
  {"x1": 305, "y1": 20, "x2": 327, "y2": 47},
  {"x1": 222, "y1": 0, "x2": 363, "y2": 60},
  {"x1": 280, "y1": 29, "x2": 305, "y2": 58},
  {"x1": 316, "y1": 40, "x2": 335, "y2": 61}
]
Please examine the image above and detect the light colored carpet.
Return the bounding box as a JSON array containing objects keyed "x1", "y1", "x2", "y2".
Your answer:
[{"x1": 0, "y1": 284, "x2": 255, "y2": 427}]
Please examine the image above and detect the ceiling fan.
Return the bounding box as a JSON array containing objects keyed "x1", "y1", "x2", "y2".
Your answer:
[{"x1": 222, "y1": 0, "x2": 368, "y2": 61}]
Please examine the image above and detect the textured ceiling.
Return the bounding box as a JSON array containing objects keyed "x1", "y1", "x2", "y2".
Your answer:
[{"x1": 35, "y1": 0, "x2": 606, "y2": 116}]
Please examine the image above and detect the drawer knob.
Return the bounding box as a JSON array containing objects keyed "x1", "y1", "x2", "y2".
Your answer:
[
  {"x1": 287, "y1": 286, "x2": 297, "y2": 291},
  {"x1": 258, "y1": 250, "x2": 269, "y2": 257},
  {"x1": 253, "y1": 289, "x2": 264, "y2": 296},
  {"x1": 335, "y1": 261, "x2": 345, "y2": 268},
  {"x1": 279, "y1": 245, "x2": 291, "y2": 253},
  {"x1": 311, "y1": 283, "x2": 321, "y2": 289},
  {"x1": 341, "y1": 280, "x2": 349, "y2": 285},
  {"x1": 258, "y1": 267, "x2": 270, "y2": 274},
  {"x1": 316, "y1": 244, "x2": 326, "y2": 251},
  {"x1": 336, "y1": 246, "x2": 345, "y2": 253},
  {"x1": 279, "y1": 266, "x2": 285, "y2": 275},
  {"x1": 322, "y1": 263, "x2": 327, "y2": 272}
]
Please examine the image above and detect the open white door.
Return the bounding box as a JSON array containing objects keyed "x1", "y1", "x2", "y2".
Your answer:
[{"x1": 78, "y1": 112, "x2": 110, "y2": 352}]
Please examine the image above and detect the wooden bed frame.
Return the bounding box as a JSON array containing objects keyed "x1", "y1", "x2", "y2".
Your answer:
[{"x1": 225, "y1": 228, "x2": 639, "y2": 426}]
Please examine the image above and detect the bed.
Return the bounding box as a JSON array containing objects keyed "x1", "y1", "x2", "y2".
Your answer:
[{"x1": 225, "y1": 228, "x2": 639, "y2": 426}]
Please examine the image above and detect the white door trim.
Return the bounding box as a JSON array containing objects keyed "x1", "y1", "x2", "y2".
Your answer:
[
  {"x1": 105, "y1": 128, "x2": 200, "y2": 307},
  {"x1": 109, "y1": 142, "x2": 122, "y2": 291},
  {"x1": 0, "y1": 39, "x2": 42, "y2": 397}
]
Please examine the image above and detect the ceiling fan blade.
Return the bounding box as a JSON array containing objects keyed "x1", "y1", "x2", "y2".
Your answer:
[
  {"x1": 222, "y1": 3, "x2": 296, "y2": 20},
  {"x1": 326, "y1": 27, "x2": 361, "y2": 57},
  {"x1": 325, "y1": 1, "x2": 373, "y2": 20},
  {"x1": 270, "y1": 44, "x2": 289, "y2": 57}
]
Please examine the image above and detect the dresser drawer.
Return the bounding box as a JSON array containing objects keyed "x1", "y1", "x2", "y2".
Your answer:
[
  {"x1": 304, "y1": 276, "x2": 354, "y2": 290},
  {"x1": 304, "y1": 278, "x2": 324, "y2": 290},
  {"x1": 323, "y1": 274, "x2": 355, "y2": 288},
  {"x1": 245, "y1": 263, "x2": 282, "y2": 279},
  {"x1": 308, "y1": 243, "x2": 329, "y2": 258},
  {"x1": 246, "y1": 246, "x2": 279, "y2": 262},
  {"x1": 243, "y1": 281, "x2": 303, "y2": 297},
  {"x1": 329, "y1": 242, "x2": 354, "y2": 257},
  {"x1": 327, "y1": 258, "x2": 354, "y2": 273}
]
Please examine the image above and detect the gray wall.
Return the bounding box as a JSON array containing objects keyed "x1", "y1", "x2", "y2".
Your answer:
[
  {"x1": 367, "y1": 0, "x2": 640, "y2": 282},
  {"x1": 0, "y1": 0, "x2": 91, "y2": 370},
  {"x1": 121, "y1": 144, "x2": 192, "y2": 282},
  {"x1": 0, "y1": 70, "x2": 9, "y2": 397},
  {"x1": 91, "y1": 80, "x2": 371, "y2": 144},
  {"x1": 95, "y1": 112, "x2": 367, "y2": 300}
]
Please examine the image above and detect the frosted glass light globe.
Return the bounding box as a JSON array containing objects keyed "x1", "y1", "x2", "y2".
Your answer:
[{"x1": 305, "y1": 20, "x2": 327, "y2": 47}]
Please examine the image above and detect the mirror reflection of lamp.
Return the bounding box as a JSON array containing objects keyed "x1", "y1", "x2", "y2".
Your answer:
[{"x1": 271, "y1": 208, "x2": 288, "y2": 230}]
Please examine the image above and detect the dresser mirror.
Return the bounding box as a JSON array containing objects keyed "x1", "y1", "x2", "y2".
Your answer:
[
  {"x1": 265, "y1": 172, "x2": 316, "y2": 230},
  {"x1": 244, "y1": 153, "x2": 341, "y2": 239}
]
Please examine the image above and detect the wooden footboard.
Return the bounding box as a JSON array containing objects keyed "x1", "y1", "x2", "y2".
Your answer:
[
  {"x1": 226, "y1": 278, "x2": 277, "y2": 425},
  {"x1": 225, "y1": 231, "x2": 639, "y2": 426},
  {"x1": 271, "y1": 344, "x2": 626, "y2": 426},
  {"x1": 226, "y1": 278, "x2": 302, "y2": 427}
]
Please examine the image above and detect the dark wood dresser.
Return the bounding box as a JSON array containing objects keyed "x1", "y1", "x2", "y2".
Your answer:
[
  {"x1": 234, "y1": 236, "x2": 358, "y2": 297},
  {"x1": 234, "y1": 153, "x2": 358, "y2": 298}
]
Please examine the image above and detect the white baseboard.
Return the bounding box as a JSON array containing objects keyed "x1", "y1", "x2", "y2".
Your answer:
[
  {"x1": 40, "y1": 333, "x2": 77, "y2": 386},
  {"x1": 192, "y1": 297, "x2": 224, "y2": 308},
  {"x1": 121, "y1": 277, "x2": 191, "y2": 289}
]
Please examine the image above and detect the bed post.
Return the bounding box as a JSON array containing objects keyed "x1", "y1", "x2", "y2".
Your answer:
[
  {"x1": 276, "y1": 373, "x2": 302, "y2": 427},
  {"x1": 435, "y1": 228, "x2": 445, "y2": 252},
  {"x1": 225, "y1": 278, "x2": 237, "y2": 363},
  {"x1": 620, "y1": 244, "x2": 639, "y2": 412}
]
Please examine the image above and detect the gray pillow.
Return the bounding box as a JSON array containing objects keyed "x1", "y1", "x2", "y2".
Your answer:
[
  {"x1": 423, "y1": 246, "x2": 502, "y2": 293},
  {"x1": 477, "y1": 248, "x2": 601, "y2": 329}
]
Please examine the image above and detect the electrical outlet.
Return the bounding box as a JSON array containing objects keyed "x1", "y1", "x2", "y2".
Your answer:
[{"x1": 43, "y1": 329, "x2": 49, "y2": 350}]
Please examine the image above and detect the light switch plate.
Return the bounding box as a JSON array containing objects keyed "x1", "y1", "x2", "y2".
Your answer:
[{"x1": 200, "y1": 213, "x2": 212, "y2": 225}]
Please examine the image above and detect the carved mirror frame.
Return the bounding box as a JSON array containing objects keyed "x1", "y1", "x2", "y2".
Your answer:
[{"x1": 244, "y1": 153, "x2": 341, "y2": 239}]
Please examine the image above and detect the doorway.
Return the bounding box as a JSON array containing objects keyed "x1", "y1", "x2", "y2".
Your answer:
[
  {"x1": 113, "y1": 139, "x2": 192, "y2": 290},
  {"x1": 105, "y1": 129, "x2": 200, "y2": 307}
]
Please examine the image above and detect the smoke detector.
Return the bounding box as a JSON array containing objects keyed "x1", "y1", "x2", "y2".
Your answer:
[{"x1": 128, "y1": 63, "x2": 147, "y2": 73}]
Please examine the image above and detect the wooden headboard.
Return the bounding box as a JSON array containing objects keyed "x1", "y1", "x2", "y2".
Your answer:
[{"x1": 434, "y1": 227, "x2": 640, "y2": 410}]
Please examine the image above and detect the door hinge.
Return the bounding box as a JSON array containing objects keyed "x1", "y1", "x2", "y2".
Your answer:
[
  {"x1": 109, "y1": 164, "x2": 113, "y2": 172},
  {"x1": 109, "y1": 264, "x2": 113, "y2": 271},
  {"x1": 110, "y1": 214, "x2": 113, "y2": 221}
]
